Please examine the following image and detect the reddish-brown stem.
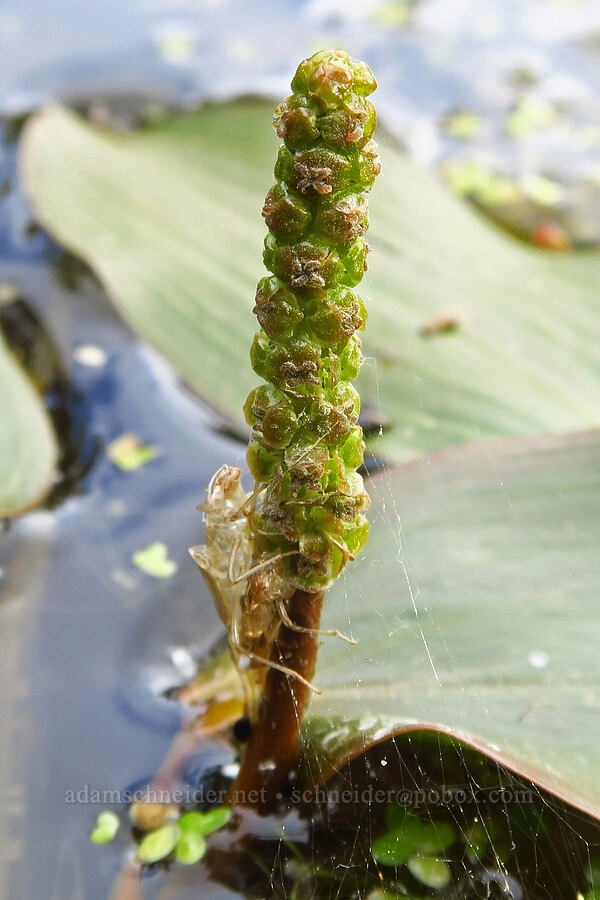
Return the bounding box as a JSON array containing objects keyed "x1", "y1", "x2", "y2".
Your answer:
[{"x1": 228, "y1": 589, "x2": 325, "y2": 809}]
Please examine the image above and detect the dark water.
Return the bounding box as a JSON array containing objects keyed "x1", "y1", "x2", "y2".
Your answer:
[
  {"x1": 1, "y1": 2, "x2": 600, "y2": 898},
  {"x1": 0, "y1": 127, "x2": 245, "y2": 897}
]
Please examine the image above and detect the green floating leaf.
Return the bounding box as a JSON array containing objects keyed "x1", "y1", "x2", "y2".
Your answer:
[
  {"x1": 443, "y1": 110, "x2": 483, "y2": 139},
  {"x1": 414, "y1": 822, "x2": 456, "y2": 854},
  {"x1": 132, "y1": 542, "x2": 177, "y2": 578},
  {"x1": 522, "y1": 174, "x2": 565, "y2": 207},
  {"x1": 175, "y1": 830, "x2": 206, "y2": 865},
  {"x1": 407, "y1": 855, "x2": 451, "y2": 890},
  {"x1": 505, "y1": 96, "x2": 558, "y2": 138},
  {"x1": 444, "y1": 160, "x2": 518, "y2": 204},
  {"x1": 304, "y1": 430, "x2": 600, "y2": 819},
  {"x1": 89, "y1": 810, "x2": 120, "y2": 844},
  {"x1": 179, "y1": 806, "x2": 232, "y2": 837},
  {"x1": 372, "y1": 1, "x2": 412, "y2": 27},
  {"x1": 372, "y1": 831, "x2": 416, "y2": 866},
  {"x1": 107, "y1": 433, "x2": 158, "y2": 471},
  {"x1": 136, "y1": 823, "x2": 180, "y2": 864},
  {"x1": 153, "y1": 24, "x2": 196, "y2": 64},
  {"x1": 21, "y1": 102, "x2": 600, "y2": 465},
  {"x1": 373, "y1": 806, "x2": 455, "y2": 866},
  {"x1": 366, "y1": 893, "x2": 420, "y2": 900},
  {"x1": 0, "y1": 330, "x2": 58, "y2": 517}
]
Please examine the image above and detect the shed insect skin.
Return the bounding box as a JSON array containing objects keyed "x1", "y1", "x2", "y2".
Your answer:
[{"x1": 190, "y1": 465, "x2": 355, "y2": 719}]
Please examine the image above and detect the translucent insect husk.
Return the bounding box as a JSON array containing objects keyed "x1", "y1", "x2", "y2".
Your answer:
[{"x1": 190, "y1": 465, "x2": 296, "y2": 718}]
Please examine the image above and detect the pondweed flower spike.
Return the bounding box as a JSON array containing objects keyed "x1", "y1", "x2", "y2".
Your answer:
[
  {"x1": 245, "y1": 49, "x2": 379, "y2": 599},
  {"x1": 233, "y1": 49, "x2": 379, "y2": 805},
  {"x1": 192, "y1": 49, "x2": 379, "y2": 806}
]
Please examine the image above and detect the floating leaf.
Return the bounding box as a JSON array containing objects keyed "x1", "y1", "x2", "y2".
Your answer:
[
  {"x1": 153, "y1": 23, "x2": 196, "y2": 64},
  {"x1": 21, "y1": 102, "x2": 600, "y2": 463},
  {"x1": 179, "y1": 806, "x2": 232, "y2": 837},
  {"x1": 107, "y1": 433, "x2": 157, "y2": 471},
  {"x1": 0, "y1": 329, "x2": 58, "y2": 517},
  {"x1": 371, "y1": 831, "x2": 416, "y2": 866},
  {"x1": 444, "y1": 160, "x2": 518, "y2": 204},
  {"x1": 89, "y1": 810, "x2": 120, "y2": 844},
  {"x1": 302, "y1": 430, "x2": 600, "y2": 819},
  {"x1": 522, "y1": 174, "x2": 565, "y2": 207},
  {"x1": 372, "y1": 807, "x2": 455, "y2": 866},
  {"x1": 372, "y1": 1, "x2": 413, "y2": 28},
  {"x1": 414, "y1": 822, "x2": 456, "y2": 854},
  {"x1": 366, "y1": 893, "x2": 420, "y2": 900},
  {"x1": 132, "y1": 542, "x2": 177, "y2": 578},
  {"x1": 407, "y1": 855, "x2": 451, "y2": 889},
  {"x1": 443, "y1": 110, "x2": 483, "y2": 139},
  {"x1": 136, "y1": 823, "x2": 180, "y2": 864},
  {"x1": 175, "y1": 830, "x2": 207, "y2": 865},
  {"x1": 505, "y1": 97, "x2": 558, "y2": 138}
]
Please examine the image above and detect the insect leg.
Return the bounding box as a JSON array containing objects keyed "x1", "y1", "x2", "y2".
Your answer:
[
  {"x1": 231, "y1": 643, "x2": 322, "y2": 694},
  {"x1": 228, "y1": 550, "x2": 299, "y2": 586},
  {"x1": 276, "y1": 598, "x2": 358, "y2": 645}
]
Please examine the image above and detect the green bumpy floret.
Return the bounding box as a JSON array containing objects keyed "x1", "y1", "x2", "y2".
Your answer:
[{"x1": 245, "y1": 49, "x2": 380, "y2": 592}]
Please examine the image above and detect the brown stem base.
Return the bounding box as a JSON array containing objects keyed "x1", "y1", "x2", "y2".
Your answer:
[{"x1": 228, "y1": 589, "x2": 325, "y2": 810}]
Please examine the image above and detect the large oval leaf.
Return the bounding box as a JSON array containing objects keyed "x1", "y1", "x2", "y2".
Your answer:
[
  {"x1": 307, "y1": 429, "x2": 600, "y2": 818},
  {"x1": 20, "y1": 102, "x2": 600, "y2": 463},
  {"x1": 0, "y1": 330, "x2": 57, "y2": 516}
]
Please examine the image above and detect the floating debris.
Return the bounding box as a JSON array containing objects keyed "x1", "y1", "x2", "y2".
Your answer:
[
  {"x1": 132, "y1": 542, "x2": 177, "y2": 578},
  {"x1": 421, "y1": 314, "x2": 460, "y2": 336},
  {"x1": 532, "y1": 221, "x2": 571, "y2": 250},
  {"x1": 129, "y1": 801, "x2": 179, "y2": 832},
  {"x1": 107, "y1": 433, "x2": 158, "y2": 471}
]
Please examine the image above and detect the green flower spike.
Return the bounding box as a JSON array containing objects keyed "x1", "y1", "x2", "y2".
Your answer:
[{"x1": 245, "y1": 49, "x2": 380, "y2": 597}]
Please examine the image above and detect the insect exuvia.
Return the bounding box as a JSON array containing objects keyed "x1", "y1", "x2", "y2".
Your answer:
[{"x1": 190, "y1": 465, "x2": 355, "y2": 717}]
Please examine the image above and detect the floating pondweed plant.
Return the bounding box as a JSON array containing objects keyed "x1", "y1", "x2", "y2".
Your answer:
[{"x1": 191, "y1": 48, "x2": 380, "y2": 802}]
